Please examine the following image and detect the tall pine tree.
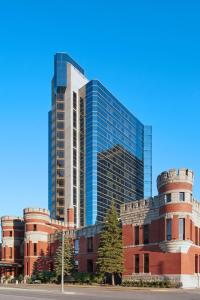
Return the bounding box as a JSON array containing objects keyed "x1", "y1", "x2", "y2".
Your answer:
[
  {"x1": 54, "y1": 235, "x2": 75, "y2": 280},
  {"x1": 97, "y1": 201, "x2": 124, "y2": 285}
]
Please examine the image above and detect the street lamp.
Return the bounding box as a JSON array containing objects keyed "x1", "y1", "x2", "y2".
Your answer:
[{"x1": 61, "y1": 229, "x2": 64, "y2": 294}]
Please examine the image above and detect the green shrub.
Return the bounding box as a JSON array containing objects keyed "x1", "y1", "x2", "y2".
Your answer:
[
  {"x1": 122, "y1": 279, "x2": 181, "y2": 288},
  {"x1": 26, "y1": 277, "x2": 33, "y2": 284}
]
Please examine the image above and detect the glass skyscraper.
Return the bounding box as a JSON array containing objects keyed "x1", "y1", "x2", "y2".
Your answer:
[{"x1": 49, "y1": 53, "x2": 152, "y2": 227}]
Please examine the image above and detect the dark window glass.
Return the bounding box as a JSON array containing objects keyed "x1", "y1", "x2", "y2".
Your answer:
[
  {"x1": 57, "y1": 122, "x2": 64, "y2": 129},
  {"x1": 57, "y1": 112, "x2": 64, "y2": 120},
  {"x1": 58, "y1": 208, "x2": 64, "y2": 215},
  {"x1": 57, "y1": 179, "x2": 64, "y2": 187},
  {"x1": 74, "y1": 206, "x2": 77, "y2": 224},
  {"x1": 73, "y1": 92, "x2": 77, "y2": 110},
  {"x1": 166, "y1": 219, "x2": 172, "y2": 240},
  {"x1": 87, "y1": 237, "x2": 93, "y2": 252},
  {"x1": 73, "y1": 149, "x2": 77, "y2": 167},
  {"x1": 57, "y1": 151, "x2": 64, "y2": 158},
  {"x1": 58, "y1": 198, "x2": 64, "y2": 206},
  {"x1": 33, "y1": 224, "x2": 37, "y2": 231},
  {"x1": 57, "y1": 189, "x2": 64, "y2": 197},
  {"x1": 87, "y1": 259, "x2": 93, "y2": 273},
  {"x1": 33, "y1": 243, "x2": 37, "y2": 256},
  {"x1": 9, "y1": 248, "x2": 12, "y2": 259},
  {"x1": 57, "y1": 103, "x2": 64, "y2": 110},
  {"x1": 195, "y1": 255, "x2": 198, "y2": 273},
  {"x1": 179, "y1": 218, "x2": 185, "y2": 240},
  {"x1": 57, "y1": 131, "x2": 64, "y2": 139},
  {"x1": 73, "y1": 168, "x2": 77, "y2": 186},
  {"x1": 57, "y1": 160, "x2": 64, "y2": 168},
  {"x1": 166, "y1": 194, "x2": 171, "y2": 203},
  {"x1": 73, "y1": 110, "x2": 77, "y2": 128},
  {"x1": 73, "y1": 187, "x2": 77, "y2": 205},
  {"x1": 74, "y1": 239, "x2": 79, "y2": 255},
  {"x1": 57, "y1": 141, "x2": 64, "y2": 149},
  {"x1": 179, "y1": 192, "x2": 185, "y2": 201},
  {"x1": 135, "y1": 254, "x2": 139, "y2": 273},
  {"x1": 73, "y1": 129, "x2": 77, "y2": 148},
  {"x1": 57, "y1": 169, "x2": 64, "y2": 177},
  {"x1": 9, "y1": 231, "x2": 12, "y2": 237},
  {"x1": 195, "y1": 227, "x2": 198, "y2": 245},
  {"x1": 144, "y1": 254, "x2": 149, "y2": 273},
  {"x1": 135, "y1": 226, "x2": 139, "y2": 245},
  {"x1": 143, "y1": 225, "x2": 149, "y2": 244}
]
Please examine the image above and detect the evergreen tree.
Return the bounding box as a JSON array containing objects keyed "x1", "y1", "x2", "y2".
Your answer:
[
  {"x1": 54, "y1": 235, "x2": 75, "y2": 280},
  {"x1": 97, "y1": 201, "x2": 124, "y2": 285}
]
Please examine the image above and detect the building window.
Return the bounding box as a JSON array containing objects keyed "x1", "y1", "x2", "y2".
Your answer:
[
  {"x1": 57, "y1": 131, "x2": 64, "y2": 139},
  {"x1": 179, "y1": 218, "x2": 185, "y2": 240},
  {"x1": 73, "y1": 129, "x2": 77, "y2": 148},
  {"x1": 190, "y1": 220, "x2": 193, "y2": 241},
  {"x1": 57, "y1": 141, "x2": 64, "y2": 149},
  {"x1": 57, "y1": 121, "x2": 64, "y2": 130},
  {"x1": 73, "y1": 92, "x2": 77, "y2": 110},
  {"x1": 9, "y1": 231, "x2": 12, "y2": 237},
  {"x1": 9, "y1": 248, "x2": 12, "y2": 259},
  {"x1": 73, "y1": 168, "x2": 77, "y2": 186},
  {"x1": 195, "y1": 227, "x2": 198, "y2": 245},
  {"x1": 73, "y1": 187, "x2": 77, "y2": 205},
  {"x1": 135, "y1": 226, "x2": 139, "y2": 245},
  {"x1": 166, "y1": 219, "x2": 172, "y2": 241},
  {"x1": 57, "y1": 112, "x2": 64, "y2": 120},
  {"x1": 33, "y1": 243, "x2": 37, "y2": 256},
  {"x1": 87, "y1": 259, "x2": 93, "y2": 273},
  {"x1": 143, "y1": 224, "x2": 149, "y2": 244},
  {"x1": 57, "y1": 103, "x2": 64, "y2": 110},
  {"x1": 195, "y1": 255, "x2": 198, "y2": 273},
  {"x1": 73, "y1": 110, "x2": 77, "y2": 128},
  {"x1": 57, "y1": 150, "x2": 64, "y2": 158},
  {"x1": 179, "y1": 192, "x2": 185, "y2": 201},
  {"x1": 87, "y1": 237, "x2": 93, "y2": 253},
  {"x1": 199, "y1": 229, "x2": 200, "y2": 246},
  {"x1": 73, "y1": 149, "x2": 77, "y2": 167},
  {"x1": 135, "y1": 254, "x2": 139, "y2": 273},
  {"x1": 74, "y1": 239, "x2": 79, "y2": 255},
  {"x1": 144, "y1": 254, "x2": 149, "y2": 273},
  {"x1": 33, "y1": 224, "x2": 37, "y2": 231},
  {"x1": 27, "y1": 262, "x2": 29, "y2": 276},
  {"x1": 166, "y1": 193, "x2": 171, "y2": 203}
]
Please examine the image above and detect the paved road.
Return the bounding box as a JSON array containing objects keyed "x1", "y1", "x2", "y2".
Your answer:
[{"x1": 0, "y1": 286, "x2": 199, "y2": 300}]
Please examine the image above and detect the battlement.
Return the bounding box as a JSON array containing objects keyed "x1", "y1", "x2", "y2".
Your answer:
[
  {"x1": 157, "y1": 168, "x2": 194, "y2": 190},
  {"x1": 23, "y1": 208, "x2": 50, "y2": 216},
  {"x1": 1, "y1": 216, "x2": 24, "y2": 223},
  {"x1": 120, "y1": 197, "x2": 157, "y2": 214}
]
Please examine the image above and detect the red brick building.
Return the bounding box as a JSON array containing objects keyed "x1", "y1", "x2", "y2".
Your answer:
[
  {"x1": 1, "y1": 208, "x2": 75, "y2": 279},
  {"x1": 1, "y1": 168, "x2": 200, "y2": 288},
  {"x1": 121, "y1": 168, "x2": 200, "y2": 288}
]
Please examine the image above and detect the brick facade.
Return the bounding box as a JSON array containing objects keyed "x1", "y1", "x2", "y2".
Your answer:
[
  {"x1": 1, "y1": 208, "x2": 75, "y2": 278},
  {"x1": 1, "y1": 168, "x2": 200, "y2": 288}
]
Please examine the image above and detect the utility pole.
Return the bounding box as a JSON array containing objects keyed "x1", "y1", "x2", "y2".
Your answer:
[{"x1": 61, "y1": 229, "x2": 64, "y2": 294}]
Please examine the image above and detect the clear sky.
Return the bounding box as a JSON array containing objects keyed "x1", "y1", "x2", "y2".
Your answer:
[{"x1": 0, "y1": 0, "x2": 200, "y2": 217}]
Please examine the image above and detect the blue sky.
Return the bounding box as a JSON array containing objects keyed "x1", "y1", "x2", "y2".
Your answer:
[{"x1": 0, "y1": 0, "x2": 200, "y2": 217}]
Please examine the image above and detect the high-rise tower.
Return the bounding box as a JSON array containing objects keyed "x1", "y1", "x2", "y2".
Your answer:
[{"x1": 48, "y1": 53, "x2": 152, "y2": 227}]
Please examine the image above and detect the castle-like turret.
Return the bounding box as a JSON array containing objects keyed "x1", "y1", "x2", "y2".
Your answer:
[{"x1": 157, "y1": 168, "x2": 194, "y2": 195}]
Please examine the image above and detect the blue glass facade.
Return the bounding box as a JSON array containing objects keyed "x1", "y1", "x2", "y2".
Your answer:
[
  {"x1": 144, "y1": 126, "x2": 152, "y2": 198},
  {"x1": 54, "y1": 53, "x2": 84, "y2": 89},
  {"x1": 82, "y1": 80, "x2": 151, "y2": 225},
  {"x1": 49, "y1": 52, "x2": 152, "y2": 226}
]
